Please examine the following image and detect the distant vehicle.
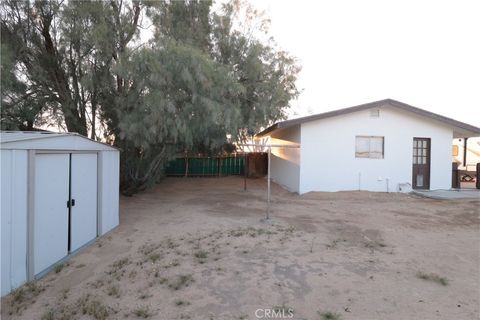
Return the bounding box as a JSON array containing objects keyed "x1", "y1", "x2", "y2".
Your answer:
[{"x1": 452, "y1": 137, "x2": 479, "y2": 184}]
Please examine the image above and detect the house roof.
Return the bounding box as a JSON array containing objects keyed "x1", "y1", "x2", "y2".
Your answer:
[
  {"x1": 256, "y1": 99, "x2": 480, "y2": 138},
  {"x1": 0, "y1": 131, "x2": 118, "y2": 151}
]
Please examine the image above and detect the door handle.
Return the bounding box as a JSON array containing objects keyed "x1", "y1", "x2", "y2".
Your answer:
[{"x1": 67, "y1": 199, "x2": 76, "y2": 208}]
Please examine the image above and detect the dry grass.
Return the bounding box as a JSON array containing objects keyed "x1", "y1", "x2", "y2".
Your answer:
[
  {"x1": 79, "y1": 295, "x2": 109, "y2": 320},
  {"x1": 106, "y1": 284, "x2": 121, "y2": 298},
  {"x1": 167, "y1": 274, "x2": 194, "y2": 290},
  {"x1": 132, "y1": 305, "x2": 152, "y2": 318},
  {"x1": 319, "y1": 311, "x2": 341, "y2": 320},
  {"x1": 416, "y1": 272, "x2": 449, "y2": 286},
  {"x1": 54, "y1": 264, "x2": 64, "y2": 274},
  {"x1": 2, "y1": 177, "x2": 478, "y2": 320},
  {"x1": 8, "y1": 281, "x2": 45, "y2": 315},
  {"x1": 174, "y1": 299, "x2": 190, "y2": 307},
  {"x1": 193, "y1": 249, "x2": 208, "y2": 264},
  {"x1": 40, "y1": 294, "x2": 110, "y2": 320}
]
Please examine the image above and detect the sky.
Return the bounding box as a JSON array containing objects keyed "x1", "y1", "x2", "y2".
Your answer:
[{"x1": 247, "y1": 0, "x2": 480, "y2": 127}]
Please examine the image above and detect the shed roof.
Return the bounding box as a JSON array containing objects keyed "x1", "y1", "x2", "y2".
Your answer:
[
  {"x1": 256, "y1": 99, "x2": 480, "y2": 138},
  {"x1": 1, "y1": 131, "x2": 72, "y2": 143},
  {"x1": 0, "y1": 131, "x2": 118, "y2": 151}
]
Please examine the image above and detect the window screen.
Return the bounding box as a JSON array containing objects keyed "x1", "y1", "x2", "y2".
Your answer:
[
  {"x1": 370, "y1": 109, "x2": 380, "y2": 118},
  {"x1": 355, "y1": 136, "x2": 384, "y2": 159}
]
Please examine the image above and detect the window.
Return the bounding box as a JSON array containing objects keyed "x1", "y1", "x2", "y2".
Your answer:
[{"x1": 355, "y1": 136, "x2": 384, "y2": 159}]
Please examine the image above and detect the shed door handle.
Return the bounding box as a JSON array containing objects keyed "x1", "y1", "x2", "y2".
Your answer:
[{"x1": 67, "y1": 199, "x2": 76, "y2": 208}]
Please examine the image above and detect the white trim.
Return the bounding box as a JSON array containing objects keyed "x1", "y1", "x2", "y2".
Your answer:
[
  {"x1": 96, "y1": 152, "x2": 102, "y2": 237},
  {"x1": 26, "y1": 150, "x2": 35, "y2": 281}
]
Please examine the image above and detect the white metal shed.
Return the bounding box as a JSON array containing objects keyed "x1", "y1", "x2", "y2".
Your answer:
[{"x1": 1, "y1": 131, "x2": 120, "y2": 296}]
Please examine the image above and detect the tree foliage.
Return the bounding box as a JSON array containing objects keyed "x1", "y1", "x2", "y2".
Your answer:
[
  {"x1": 115, "y1": 42, "x2": 244, "y2": 193},
  {"x1": 211, "y1": 1, "x2": 301, "y2": 138},
  {"x1": 1, "y1": 0, "x2": 300, "y2": 194}
]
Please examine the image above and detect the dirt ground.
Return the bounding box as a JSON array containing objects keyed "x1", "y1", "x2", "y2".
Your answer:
[{"x1": 2, "y1": 177, "x2": 479, "y2": 320}]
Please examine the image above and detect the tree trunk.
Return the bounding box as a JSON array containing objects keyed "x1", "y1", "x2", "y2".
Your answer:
[{"x1": 38, "y1": 6, "x2": 88, "y2": 136}]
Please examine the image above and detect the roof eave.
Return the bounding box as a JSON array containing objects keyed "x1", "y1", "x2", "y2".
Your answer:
[
  {"x1": 255, "y1": 123, "x2": 280, "y2": 138},
  {"x1": 255, "y1": 99, "x2": 480, "y2": 138}
]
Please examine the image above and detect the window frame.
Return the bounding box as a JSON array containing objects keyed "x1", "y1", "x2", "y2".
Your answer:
[{"x1": 355, "y1": 136, "x2": 385, "y2": 159}]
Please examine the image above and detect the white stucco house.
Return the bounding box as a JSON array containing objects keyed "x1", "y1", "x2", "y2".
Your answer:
[
  {"x1": 1, "y1": 131, "x2": 120, "y2": 296},
  {"x1": 255, "y1": 99, "x2": 480, "y2": 194}
]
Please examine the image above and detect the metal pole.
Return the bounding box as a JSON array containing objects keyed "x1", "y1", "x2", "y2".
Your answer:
[{"x1": 267, "y1": 146, "x2": 271, "y2": 220}]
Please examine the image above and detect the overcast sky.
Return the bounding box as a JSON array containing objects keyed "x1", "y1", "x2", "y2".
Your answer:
[{"x1": 249, "y1": 0, "x2": 480, "y2": 127}]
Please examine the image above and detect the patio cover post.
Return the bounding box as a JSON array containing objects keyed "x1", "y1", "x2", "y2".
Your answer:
[
  {"x1": 267, "y1": 146, "x2": 271, "y2": 220},
  {"x1": 236, "y1": 143, "x2": 299, "y2": 221}
]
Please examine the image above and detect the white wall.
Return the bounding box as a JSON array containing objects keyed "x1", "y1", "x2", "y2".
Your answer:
[
  {"x1": 1, "y1": 150, "x2": 28, "y2": 296},
  {"x1": 299, "y1": 105, "x2": 453, "y2": 193},
  {"x1": 269, "y1": 126, "x2": 301, "y2": 193},
  {"x1": 98, "y1": 151, "x2": 120, "y2": 235}
]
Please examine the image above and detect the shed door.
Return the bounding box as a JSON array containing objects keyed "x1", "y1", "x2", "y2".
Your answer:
[
  {"x1": 70, "y1": 154, "x2": 98, "y2": 252},
  {"x1": 412, "y1": 138, "x2": 431, "y2": 189},
  {"x1": 34, "y1": 154, "x2": 69, "y2": 275}
]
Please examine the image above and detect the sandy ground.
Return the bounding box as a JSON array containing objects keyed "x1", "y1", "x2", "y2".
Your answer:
[{"x1": 2, "y1": 176, "x2": 479, "y2": 320}]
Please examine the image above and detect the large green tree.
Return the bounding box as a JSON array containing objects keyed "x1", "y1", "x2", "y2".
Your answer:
[
  {"x1": 0, "y1": 0, "x2": 141, "y2": 137},
  {"x1": 150, "y1": 0, "x2": 301, "y2": 140},
  {"x1": 211, "y1": 0, "x2": 301, "y2": 140},
  {"x1": 1, "y1": 0, "x2": 300, "y2": 194},
  {"x1": 114, "y1": 42, "x2": 244, "y2": 194}
]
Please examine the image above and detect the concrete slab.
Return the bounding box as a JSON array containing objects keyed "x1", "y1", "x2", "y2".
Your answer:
[{"x1": 412, "y1": 189, "x2": 480, "y2": 200}]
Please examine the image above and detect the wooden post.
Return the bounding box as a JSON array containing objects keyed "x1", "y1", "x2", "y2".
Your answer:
[
  {"x1": 452, "y1": 162, "x2": 460, "y2": 189},
  {"x1": 244, "y1": 152, "x2": 247, "y2": 191},
  {"x1": 266, "y1": 147, "x2": 271, "y2": 220},
  {"x1": 184, "y1": 152, "x2": 189, "y2": 177},
  {"x1": 476, "y1": 163, "x2": 480, "y2": 189}
]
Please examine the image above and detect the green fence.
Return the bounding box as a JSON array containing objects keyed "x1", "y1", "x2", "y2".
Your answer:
[{"x1": 165, "y1": 156, "x2": 245, "y2": 176}]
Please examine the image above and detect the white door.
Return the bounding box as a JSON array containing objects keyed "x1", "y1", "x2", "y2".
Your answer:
[
  {"x1": 70, "y1": 153, "x2": 98, "y2": 251},
  {"x1": 34, "y1": 154, "x2": 69, "y2": 275}
]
